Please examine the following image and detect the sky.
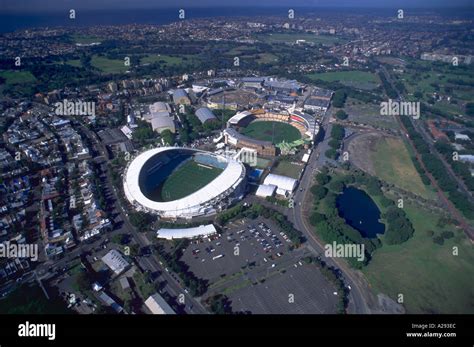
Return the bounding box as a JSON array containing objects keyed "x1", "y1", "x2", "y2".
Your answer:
[{"x1": 0, "y1": 0, "x2": 472, "y2": 13}]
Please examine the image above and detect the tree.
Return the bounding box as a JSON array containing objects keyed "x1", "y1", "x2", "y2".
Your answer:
[
  {"x1": 332, "y1": 90, "x2": 347, "y2": 108},
  {"x1": 329, "y1": 180, "x2": 344, "y2": 193},
  {"x1": 207, "y1": 294, "x2": 232, "y2": 314},
  {"x1": 309, "y1": 212, "x2": 326, "y2": 226},
  {"x1": 325, "y1": 148, "x2": 338, "y2": 160},
  {"x1": 161, "y1": 129, "x2": 175, "y2": 145},
  {"x1": 331, "y1": 124, "x2": 345, "y2": 141},
  {"x1": 75, "y1": 271, "x2": 92, "y2": 292},
  {"x1": 328, "y1": 139, "x2": 341, "y2": 149},
  {"x1": 335, "y1": 110, "x2": 348, "y2": 120},
  {"x1": 315, "y1": 173, "x2": 331, "y2": 185},
  {"x1": 311, "y1": 185, "x2": 328, "y2": 200}
]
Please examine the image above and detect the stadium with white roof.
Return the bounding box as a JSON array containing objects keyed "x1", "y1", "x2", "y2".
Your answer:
[{"x1": 123, "y1": 147, "x2": 246, "y2": 219}]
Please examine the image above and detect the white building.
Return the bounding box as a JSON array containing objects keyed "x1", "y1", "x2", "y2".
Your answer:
[
  {"x1": 123, "y1": 147, "x2": 246, "y2": 219},
  {"x1": 256, "y1": 184, "x2": 277, "y2": 198},
  {"x1": 263, "y1": 174, "x2": 297, "y2": 196},
  {"x1": 157, "y1": 224, "x2": 217, "y2": 240},
  {"x1": 455, "y1": 133, "x2": 470, "y2": 141},
  {"x1": 144, "y1": 294, "x2": 175, "y2": 314},
  {"x1": 101, "y1": 249, "x2": 130, "y2": 275}
]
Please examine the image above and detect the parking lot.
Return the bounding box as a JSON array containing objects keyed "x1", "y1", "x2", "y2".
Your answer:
[
  {"x1": 229, "y1": 262, "x2": 339, "y2": 314},
  {"x1": 181, "y1": 218, "x2": 297, "y2": 282},
  {"x1": 180, "y1": 217, "x2": 340, "y2": 314}
]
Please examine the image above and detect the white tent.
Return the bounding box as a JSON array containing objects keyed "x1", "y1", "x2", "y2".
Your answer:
[
  {"x1": 263, "y1": 174, "x2": 297, "y2": 195},
  {"x1": 256, "y1": 184, "x2": 277, "y2": 198}
]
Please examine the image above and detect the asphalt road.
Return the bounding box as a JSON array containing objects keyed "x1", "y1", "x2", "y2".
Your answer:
[{"x1": 289, "y1": 109, "x2": 372, "y2": 314}]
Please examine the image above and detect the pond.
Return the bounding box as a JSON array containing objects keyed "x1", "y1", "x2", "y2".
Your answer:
[{"x1": 336, "y1": 187, "x2": 385, "y2": 238}]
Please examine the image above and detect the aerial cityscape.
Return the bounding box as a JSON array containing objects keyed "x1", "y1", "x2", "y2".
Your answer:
[{"x1": 0, "y1": 0, "x2": 473, "y2": 342}]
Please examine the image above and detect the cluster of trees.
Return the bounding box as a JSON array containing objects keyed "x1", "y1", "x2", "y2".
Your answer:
[
  {"x1": 401, "y1": 116, "x2": 474, "y2": 219},
  {"x1": 129, "y1": 211, "x2": 154, "y2": 232},
  {"x1": 435, "y1": 141, "x2": 474, "y2": 192},
  {"x1": 309, "y1": 173, "x2": 382, "y2": 268},
  {"x1": 310, "y1": 167, "x2": 420, "y2": 267},
  {"x1": 350, "y1": 171, "x2": 415, "y2": 245},
  {"x1": 332, "y1": 90, "x2": 347, "y2": 108},
  {"x1": 90, "y1": 162, "x2": 108, "y2": 212},
  {"x1": 383, "y1": 207, "x2": 415, "y2": 245},
  {"x1": 325, "y1": 124, "x2": 345, "y2": 160},
  {"x1": 155, "y1": 242, "x2": 208, "y2": 297},
  {"x1": 335, "y1": 110, "x2": 348, "y2": 120},
  {"x1": 205, "y1": 294, "x2": 233, "y2": 314},
  {"x1": 310, "y1": 185, "x2": 328, "y2": 200},
  {"x1": 427, "y1": 229, "x2": 455, "y2": 246},
  {"x1": 178, "y1": 107, "x2": 227, "y2": 145},
  {"x1": 466, "y1": 102, "x2": 474, "y2": 117},
  {"x1": 378, "y1": 71, "x2": 398, "y2": 99},
  {"x1": 132, "y1": 120, "x2": 156, "y2": 146},
  {"x1": 160, "y1": 129, "x2": 175, "y2": 145}
]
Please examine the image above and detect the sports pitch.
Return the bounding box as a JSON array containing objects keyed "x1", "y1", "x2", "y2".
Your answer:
[
  {"x1": 160, "y1": 160, "x2": 223, "y2": 201},
  {"x1": 240, "y1": 121, "x2": 301, "y2": 144}
]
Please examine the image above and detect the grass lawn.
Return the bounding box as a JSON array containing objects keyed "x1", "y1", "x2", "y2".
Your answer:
[
  {"x1": 110, "y1": 277, "x2": 133, "y2": 304},
  {"x1": 272, "y1": 160, "x2": 303, "y2": 179},
  {"x1": 402, "y1": 59, "x2": 474, "y2": 105},
  {"x1": 363, "y1": 203, "x2": 474, "y2": 313},
  {"x1": 161, "y1": 160, "x2": 223, "y2": 201},
  {"x1": 91, "y1": 55, "x2": 129, "y2": 74},
  {"x1": 141, "y1": 54, "x2": 197, "y2": 66},
  {"x1": 308, "y1": 70, "x2": 380, "y2": 90},
  {"x1": 0, "y1": 284, "x2": 70, "y2": 314},
  {"x1": 257, "y1": 32, "x2": 343, "y2": 46},
  {"x1": 255, "y1": 157, "x2": 272, "y2": 169},
  {"x1": 72, "y1": 34, "x2": 102, "y2": 44},
  {"x1": 65, "y1": 59, "x2": 82, "y2": 68},
  {"x1": 370, "y1": 137, "x2": 434, "y2": 200},
  {"x1": 256, "y1": 53, "x2": 279, "y2": 64},
  {"x1": 132, "y1": 272, "x2": 155, "y2": 300},
  {"x1": 0, "y1": 70, "x2": 37, "y2": 85},
  {"x1": 240, "y1": 121, "x2": 301, "y2": 144}
]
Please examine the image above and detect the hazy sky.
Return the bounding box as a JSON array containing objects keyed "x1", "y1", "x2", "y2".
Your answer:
[{"x1": 1, "y1": 0, "x2": 472, "y2": 12}]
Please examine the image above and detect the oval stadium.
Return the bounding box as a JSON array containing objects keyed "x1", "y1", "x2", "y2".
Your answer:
[{"x1": 123, "y1": 147, "x2": 246, "y2": 219}]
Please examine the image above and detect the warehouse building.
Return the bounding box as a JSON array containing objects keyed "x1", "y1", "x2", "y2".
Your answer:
[
  {"x1": 151, "y1": 116, "x2": 175, "y2": 134},
  {"x1": 142, "y1": 102, "x2": 176, "y2": 134},
  {"x1": 172, "y1": 89, "x2": 191, "y2": 105},
  {"x1": 195, "y1": 107, "x2": 217, "y2": 124},
  {"x1": 144, "y1": 293, "x2": 176, "y2": 314},
  {"x1": 255, "y1": 184, "x2": 277, "y2": 198},
  {"x1": 101, "y1": 249, "x2": 130, "y2": 276}
]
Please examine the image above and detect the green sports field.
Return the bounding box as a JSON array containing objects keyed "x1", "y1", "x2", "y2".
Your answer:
[
  {"x1": 160, "y1": 160, "x2": 223, "y2": 201},
  {"x1": 91, "y1": 55, "x2": 129, "y2": 74},
  {"x1": 307, "y1": 70, "x2": 380, "y2": 90},
  {"x1": 240, "y1": 121, "x2": 301, "y2": 144}
]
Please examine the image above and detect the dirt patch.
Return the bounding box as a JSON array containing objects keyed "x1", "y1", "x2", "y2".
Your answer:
[{"x1": 347, "y1": 132, "x2": 386, "y2": 175}]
